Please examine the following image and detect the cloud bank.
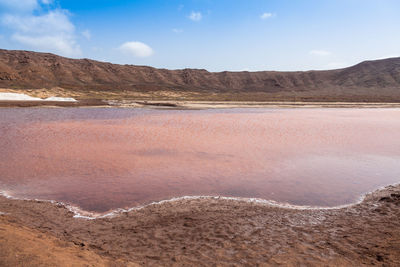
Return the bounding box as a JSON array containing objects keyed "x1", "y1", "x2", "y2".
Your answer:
[{"x1": 0, "y1": 0, "x2": 81, "y2": 57}]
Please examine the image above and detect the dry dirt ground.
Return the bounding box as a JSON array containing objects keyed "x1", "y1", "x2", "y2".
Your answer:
[{"x1": 1, "y1": 184, "x2": 400, "y2": 266}]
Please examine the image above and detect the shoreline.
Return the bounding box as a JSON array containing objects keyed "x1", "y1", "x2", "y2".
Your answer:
[
  {"x1": 2, "y1": 99, "x2": 400, "y2": 109},
  {"x1": 1, "y1": 183, "x2": 400, "y2": 265},
  {"x1": 0, "y1": 182, "x2": 386, "y2": 220}
]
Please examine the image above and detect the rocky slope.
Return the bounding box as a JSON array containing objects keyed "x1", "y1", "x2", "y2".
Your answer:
[{"x1": 1, "y1": 49, "x2": 400, "y2": 101}]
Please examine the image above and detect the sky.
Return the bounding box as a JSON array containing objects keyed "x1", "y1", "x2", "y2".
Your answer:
[{"x1": 0, "y1": 0, "x2": 399, "y2": 72}]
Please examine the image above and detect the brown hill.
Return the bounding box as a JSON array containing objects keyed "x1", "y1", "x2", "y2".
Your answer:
[{"x1": 0, "y1": 49, "x2": 400, "y2": 102}]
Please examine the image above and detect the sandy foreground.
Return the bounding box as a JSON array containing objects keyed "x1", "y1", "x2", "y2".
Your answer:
[{"x1": 0, "y1": 184, "x2": 400, "y2": 266}]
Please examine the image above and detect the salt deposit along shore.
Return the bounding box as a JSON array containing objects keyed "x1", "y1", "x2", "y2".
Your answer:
[
  {"x1": 0, "y1": 92, "x2": 77, "y2": 102},
  {"x1": 0, "y1": 184, "x2": 400, "y2": 266}
]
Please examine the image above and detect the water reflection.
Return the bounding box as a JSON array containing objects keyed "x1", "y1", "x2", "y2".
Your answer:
[{"x1": 1, "y1": 108, "x2": 399, "y2": 212}]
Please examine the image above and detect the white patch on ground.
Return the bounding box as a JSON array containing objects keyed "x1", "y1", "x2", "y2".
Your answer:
[
  {"x1": 0, "y1": 92, "x2": 76, "y2": 102},
  {"x1": 45, "y1": 96, "x2": 77, "y2": 102},
  {"x1": 0, "y1": 92, "x2": 42, "y2": 101}
]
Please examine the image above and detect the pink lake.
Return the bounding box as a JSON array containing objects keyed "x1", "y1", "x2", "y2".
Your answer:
[{"x1": 1, "y1": 108, "x2": 400, "y2": 213}]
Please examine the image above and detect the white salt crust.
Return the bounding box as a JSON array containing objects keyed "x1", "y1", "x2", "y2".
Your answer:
[{"x1": 0, "y1": 92, "x2": 76, "y2": 102}]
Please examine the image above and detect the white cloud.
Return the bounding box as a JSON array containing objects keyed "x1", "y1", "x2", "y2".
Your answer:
[
  {"x1": 172, "y1": 28, "x2": 183, "y2": 34},
  {"x1": 309, "y1": 50, "x2": 332, "y2": 56},
  {"x1": 260, "y1": 12, "x2": 274, "y2": 20},
  {"x1": 119, "y1": 41, "x2": 154, "y2": 58},
  {"x1": 82, "y1": 29, "x2": 91, "y2": 40},
  {"x1": 41, "y1": 0, "x2": 52, "y2": 4},
  {"x1": 12, "y1": 33, "x2": 80, "y2": 56},
  {"x1": 0, "y1": 0, "x2": 38, "y2": 11},
  {"x1": 3, "y1": 10, "x2": 74, "y2": 34},
  {"x1": 2, "y1": 10, "x2": 81, "y2": 57},
  {"x1": 1, "y1": 6, "x2": 81, "y2": 57},
  {"x1": 188, "y1": 11, "x2": 202, "y2": 22}
]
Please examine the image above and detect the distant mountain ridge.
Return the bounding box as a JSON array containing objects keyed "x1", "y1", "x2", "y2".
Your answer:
[{"x1": 0, "y1": 49, "x2": 400, "y2": 102}]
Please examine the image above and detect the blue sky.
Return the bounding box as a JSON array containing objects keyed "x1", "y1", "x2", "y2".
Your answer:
[{"x1": 0, "y1": 0, "x2": 399, "y2": 71}]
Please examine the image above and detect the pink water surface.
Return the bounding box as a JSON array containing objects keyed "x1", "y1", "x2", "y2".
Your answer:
[{"x1": 1, "y1": 108, "x2": 400, "y2": 213}]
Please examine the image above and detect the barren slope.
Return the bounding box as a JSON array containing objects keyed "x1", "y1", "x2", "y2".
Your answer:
[{"x1": 1, "y1": 49, "x2": 400, "y2": 101}]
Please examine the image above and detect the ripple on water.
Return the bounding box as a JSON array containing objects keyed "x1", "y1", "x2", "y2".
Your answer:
[{"x1": 1, "y1": 107, "x2": 400, "y2": 213}]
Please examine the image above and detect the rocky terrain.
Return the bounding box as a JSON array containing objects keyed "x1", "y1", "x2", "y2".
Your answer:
[{"x1": 1, "y1": 49, "x2": 400, "y2": 102}]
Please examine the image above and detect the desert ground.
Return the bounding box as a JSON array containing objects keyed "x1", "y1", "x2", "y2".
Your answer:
[{"x1": 1, "y1": 183, "x2": 400, "y2": 266}]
